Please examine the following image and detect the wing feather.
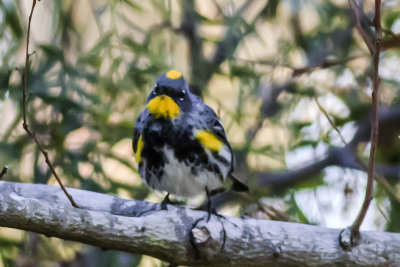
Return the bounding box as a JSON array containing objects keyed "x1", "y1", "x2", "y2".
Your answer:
[
  {"x1": 201, "y1": 105, "x2": 249, "y2": 192},
  {"x1": 132, "y1": 111, "x2": 145, "y2": 152},
  {"x1": 201, "y1": 105, "x2": 234, "y2": 169}
]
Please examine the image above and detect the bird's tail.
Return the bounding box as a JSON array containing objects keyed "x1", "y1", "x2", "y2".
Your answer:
[{"x1": 229, "y1": 173, "x2": 249, "y2": 192}]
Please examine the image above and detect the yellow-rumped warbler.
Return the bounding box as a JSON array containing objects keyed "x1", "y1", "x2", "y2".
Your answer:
[{"x1": 132, "y1": 70, "x2": 248, "y2": 212}]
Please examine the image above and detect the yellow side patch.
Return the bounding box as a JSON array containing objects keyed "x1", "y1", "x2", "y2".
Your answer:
[
  {"x1": 195, "y1": 130, "x2": 223, "y2": 152},
  {"x1": 165, "y1": 70, "x2": 182, "y2": 79},
  {"x1": 135, "y1": 136, "x2": 144, "y2": 163},
  {"x1": 147, "y1": 95, "x2": 180, "y2": 119}
]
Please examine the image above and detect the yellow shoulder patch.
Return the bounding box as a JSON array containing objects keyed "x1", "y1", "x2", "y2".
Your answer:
[
  {"x1": 147, "y1": 95, "x2": 180, "y2": 119},
  {"x1": 135, "y1": 136, "x2": 144, "y2": 163},
  {"x1": 165, "y1": 70, "x2": 182, "y2": 80},
  {"x1": 195, "y1": 130, "x2": 223, "y2": 152}
]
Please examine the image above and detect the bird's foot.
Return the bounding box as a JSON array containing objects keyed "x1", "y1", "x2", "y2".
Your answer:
[
  {"x1": 160, "y1": 193, "x2": 184, "y2": 210},
  {"x1": 161, "y1": 193, "x2": 172, "y2": 210},
  {"x1": 206, "y1": 204, "x2": 225, "y2": 223}
]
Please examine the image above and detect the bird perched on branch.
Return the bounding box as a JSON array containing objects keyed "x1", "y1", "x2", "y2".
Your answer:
[{"x1": 132, "y1": 70, "x2": 248, "y2": 215}]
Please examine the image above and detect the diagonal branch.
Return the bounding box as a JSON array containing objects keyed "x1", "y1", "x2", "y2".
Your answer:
[
  {"x1": 211, "y1": 0, "x2": 253, "y2": 68},
  {"x1": 183, "y1": 0, "x2": 255, "y2": 93},
  {"x1": 315, "y1": 94, "x2": 399, "y2": 205},
  {"x1": 1, "y1": 181, "x2": 400, "y2": 266},
  {"x1": 258, "y1": 107, "x2": 400, "y2": 191},
  {"x1": 181, "y1": 0, "x2": 206, "y2": 96},
  {"x1": 348, "y1": 0, "x2": 375, "y2": 54},
  {"x1": 235, "y1": 55, "x2": 368, "y2": 77},
  {"x1": 20, "y1": 0, "x2": 79, "y2": 208},
  {"x1": 348, "y1": 0, "x2": 382, "y2": 245}
]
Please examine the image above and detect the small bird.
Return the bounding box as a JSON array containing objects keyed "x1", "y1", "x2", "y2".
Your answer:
[{"x1": 132, "y1": 70, "x2": 248, "y2": 214}]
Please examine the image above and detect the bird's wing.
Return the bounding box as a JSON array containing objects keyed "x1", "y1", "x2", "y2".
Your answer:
[
  {"x1": 201, "y1": 105, "x2": 230, "y2": 146},
  {"x1": 201, "y1": 104, "x2": 234, "y2": 166},
  {"x1": 201, "y1": 104, "x2": 249, "y2": 192},
  {"x1": 132, "y1": 111, "x2": 145, "y2": 152}
]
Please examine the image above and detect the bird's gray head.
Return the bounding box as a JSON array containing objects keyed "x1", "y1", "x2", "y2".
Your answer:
[{"x1": 146, "y1": 70, "x2": 193, "y2": 119}]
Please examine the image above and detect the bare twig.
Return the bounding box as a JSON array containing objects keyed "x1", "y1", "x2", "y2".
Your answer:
[
  {"x1": 349, "y1": 0, "x2": 382, "y2": 243},
  {"x1": 314, "y1": 96, "x2": 348, "y2": 145},
  {"x1": 20, "y1": 0, "x2": 79, "y2": 208},
  {"x1": 292, "y1": 56, "x2": 365, "y2": 76},
  {"x1": 180, "y1": 0, "x2": 208, "y2": 97},
  {"x1": 234, "y1": 55, "x2": 366, "y2": 76},
  {"x1": 259, "y1": 107, "x2": 400, "y2": 194},
  {"x1": 376, "y1": 202, "x2": 389, "y2": 223},
  {"x1": 382, "y1": 34, "x2": 400, "y2": 50},
  {"x1": 0, "y1": 167, "x2": 8, "y2": 180},
  {"x1": 316, "y1": 100, "x2": 400, "y2": 204},
  {"x1": 202, "y1": 0, "x2": 254, "y2": 88},
  {"x1": 348, "y1": 0, "x2": 375, "y2": 54}
]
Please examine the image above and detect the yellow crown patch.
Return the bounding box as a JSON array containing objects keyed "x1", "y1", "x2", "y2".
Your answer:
[
  {"x1": 165, "y1": 70, "x2": 182, "y2": 80},
  {"x1": 147, "y1": 95, "x2": 180, "y2": 119}
]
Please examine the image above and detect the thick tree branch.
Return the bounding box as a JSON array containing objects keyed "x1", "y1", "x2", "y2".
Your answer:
[{"x1": 0, "y1": 181, "x2": 400, "y2": 266}]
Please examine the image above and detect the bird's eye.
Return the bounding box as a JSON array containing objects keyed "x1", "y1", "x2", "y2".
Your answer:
[
  {"x1": 178, "y1": 90, "x2": 186, "y2": 101},
  {"x1": 153, "y1": 85, "x2": 162, "y2": 96}
]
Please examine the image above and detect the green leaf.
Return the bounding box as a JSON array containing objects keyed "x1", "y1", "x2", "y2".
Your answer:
[
  {"x1": 290, "y1": 140, "x2": 319, "y2": 150},
  {"x1": 230, "y1": 65, "x2": 256, "y2": 78},
  {"x1": 295, "y1": 173, "x2": 325, "y2": 190},
  {"x1": 120, "y1": 0, "x2": 142, "y2": 11},
  {"x1": 0, "y1": 68, "x2": 12, "y2": 94},
  {"x1": 383, "y1": 11, "x2": 400, "y2": 29},
  {"x1": 122, "y1": 36, "x2": 148, "y2": 54},
  {"x1": 3, "y1": 2, "x2": 23, "y2": 38},
  {"x1": 39, "y1": 45, "x2": 65, "y2": 62},
  {"x1": 260, "y1": 0, "x2": 280, "y2": 19},
  {"x1": 78, "y1": 53, "x2": 102, "y2": 68},
  {"x1": 81, "y1": 179, "x2": 108, "y2": 193},
  {"x1": 287, "y1": 193, "x2": 312, "y2": 224},
  {"x1": 90, "y1": 32, "x2": 113, "y2": 54}
]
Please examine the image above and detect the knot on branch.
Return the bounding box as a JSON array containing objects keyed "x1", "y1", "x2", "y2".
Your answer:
[
  {"x1": 191, "y1": 216, "x2": 226, "y2": 260},
  {"x1": 339, "y1": 227, "x2": 361, "y2": 251}
]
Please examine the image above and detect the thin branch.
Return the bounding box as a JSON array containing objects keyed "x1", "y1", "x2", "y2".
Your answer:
[
  {"x1": 349, "y1": 0, "x2": 382, "y2": 243},
  {"x1": 0, "y1": 167, "x2": 8, "y2": 180},
  {"x1": 181, "y1": 0, "x2": 205, "y2": 97},
  {"x1": 382, "y1": 34, "x2": 400, "y2": 50},
  {"x1": 292, "y1": 55, "x2": 365, "y2": 76},
  {"x1": 314, "y1": 96, "x2": 348, "y2": 145},
  {"x1": 179, "y1": 0, "x2": 258, "y2": 96},
  {"x1": 315, "y1": 96, "x2": 400, "y2": 204},
  {"x1": 234, "y1": 55, "x2": 366, "y2": 76},
  {"x1": 20, "y1": 0, "x2": 79, "y2": 208},
  {"x1": 258, "y1": 107, "x2": 400, "y2": 191},
  {"x1": 348, "y1": 0, "x2": 375, "y2": 54},
  {"x1": 212, "y1": 0, "x2": 253, "y2": 67},
  {"x1": 376, "y1": 202, "x2": 389, "y2": 223}
]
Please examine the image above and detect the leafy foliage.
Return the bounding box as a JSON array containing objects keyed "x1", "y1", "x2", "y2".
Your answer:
[{"x1": 0, "y1": 0, "x2": 400, "y2": 266}]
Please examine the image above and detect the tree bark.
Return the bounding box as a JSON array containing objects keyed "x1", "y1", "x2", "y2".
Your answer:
[{"x1": 0, "y1": 181, "x2": 399, "y2": 266}]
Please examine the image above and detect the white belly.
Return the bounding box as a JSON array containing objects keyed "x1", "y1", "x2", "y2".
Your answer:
[{"x1": 143, "y1": 147, "x2": 224, "y2": 197}]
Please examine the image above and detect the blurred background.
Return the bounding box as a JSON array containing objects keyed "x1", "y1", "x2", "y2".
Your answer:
[{"x1": 0, "y1": 0, "x2": 400, "y2": 266}]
